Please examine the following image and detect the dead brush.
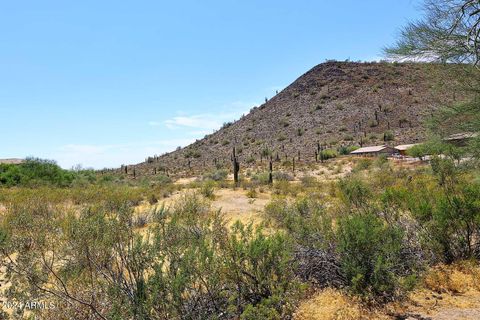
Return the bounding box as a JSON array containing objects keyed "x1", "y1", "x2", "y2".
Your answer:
[
  {"x1": 133, "y1": 212, "x2": 150, "y2": 228},
  {"x1": 423, "y1": 262, "x2": 480, "y2": 294}
]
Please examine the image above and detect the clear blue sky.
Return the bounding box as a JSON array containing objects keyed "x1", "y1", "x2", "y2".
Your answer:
[{"x1": 0, "y1": 0, "x2": 421, "y2": 169}]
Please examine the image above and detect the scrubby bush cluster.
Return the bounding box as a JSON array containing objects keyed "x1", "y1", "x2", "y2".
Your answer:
[
  {"x1": 265, "y1": 152, "x2": 479, "y2": 304},
  {"x1": 0, "y1": 189, "x2": 300, "y2": 319},
  {"x1": 0, "y1": 158, "x2": 77, "y2": 187}
]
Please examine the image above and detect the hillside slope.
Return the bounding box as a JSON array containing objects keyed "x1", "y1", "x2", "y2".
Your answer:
[{"x1": 134, "y1": 61, "x2": 468, "y2": 176}]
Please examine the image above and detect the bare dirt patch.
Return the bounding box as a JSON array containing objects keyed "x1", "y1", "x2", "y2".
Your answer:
[{"x1": 211, "y1": 188, "x2": 271, "y2": 226}]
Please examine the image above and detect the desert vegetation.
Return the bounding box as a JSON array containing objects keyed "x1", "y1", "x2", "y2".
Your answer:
[
  {"x1": 1, "y1": 127, "x2": 480, "y2": 319},
  {"x1": 2, "y1": 1, "x2": 480, "y2": 319}
]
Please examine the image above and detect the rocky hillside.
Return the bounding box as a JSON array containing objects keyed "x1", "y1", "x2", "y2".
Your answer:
[{"x1": 134, "y1": 61, "x2": 468, "y2": 176}]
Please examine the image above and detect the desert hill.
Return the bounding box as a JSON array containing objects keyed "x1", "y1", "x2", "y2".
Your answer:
[{"x1": 134, "y1": 61, "x2": 468, "y2": 176}]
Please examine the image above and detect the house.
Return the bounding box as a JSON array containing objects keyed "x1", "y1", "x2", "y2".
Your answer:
[
  {"x1": 444, "y1": 132, "x2": 478, "y2": 147},
  {"x1": 350, "y1": 145, "x2": 396, "y2": 157},
  {"x1": 394, "y1": 144, "x2": 419, "y2": 156}
]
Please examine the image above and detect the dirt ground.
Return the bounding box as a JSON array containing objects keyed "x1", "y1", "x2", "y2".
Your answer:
[
  {"x1": 136, "y1": 186, "x2": 271, "y2": 227},
  {"x1": 210, "y1": 188, "x2": 271, "y2": 226}
]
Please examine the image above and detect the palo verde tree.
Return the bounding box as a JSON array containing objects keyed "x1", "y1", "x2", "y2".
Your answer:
[{"x1": 386, "y1": 0, "x2": 480, "y2": 164}]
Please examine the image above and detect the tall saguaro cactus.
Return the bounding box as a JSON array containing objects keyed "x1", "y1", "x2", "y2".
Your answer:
[
  {"x1": 232, "y1": 147, "x2": 240, "y2": 186},
  {"x1": 268, "y1": 158, "x2": 273, "y2": 184}
]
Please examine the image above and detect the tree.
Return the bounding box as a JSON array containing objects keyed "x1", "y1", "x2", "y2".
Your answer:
[
  {"x1": 387, "y1": 0, "x2": 480, "y2": 164},
  {"x1": 385, "y1": 0, "x2": 480, "y2": 66}
]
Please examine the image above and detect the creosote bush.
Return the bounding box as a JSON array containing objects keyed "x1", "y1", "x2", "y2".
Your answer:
[
  {"x1": 0, "y1": 191, "x2": 301, "y2": 320},
  {"x1": 200, "y1": 180, "x2": 216, "y2": 199},
  {"x1": 337, "y1": 212, "x2": 406, "y2": 301}
]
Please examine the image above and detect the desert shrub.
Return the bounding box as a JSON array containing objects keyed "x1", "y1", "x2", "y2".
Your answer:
[
  {"x1": 246, "y1": 156, "x2": 255, "y2": 164},
  {"x1": 300, "y1": 175, "x2": 316, "y2": 188},
  {"x1": 0, "y1": 158, "x2": 75, "y2": 187},
  {"x1": 71, "y1": 169, "x2": 97, "y2": 187},
  {"x1": 407, "y1": 179, "x2": 480, "y2": 263},
  {"x1": 184, "y1": 149, "x2": 201, "y2": 158},
  {"x1": 320, "y1": 149, "x2": 337, "y2": 160},
  {"x1": 246, "y1": 188, "x2": 257, "y2": 198},
  {"x1": 251, "y1": 172, "x2": 271, "y2": 185},
  {"x1": 338, "y1": 177, "x2": 372, "y2": 210},
  {"x1": 272, "y1": 171, "x2": 293, "y2": 181},
  {"x1": 200, "y1": 180, "x2": 216, "y2": 199},
  {"x1": 383, "y1": 130, "x2": 394, "y2": 141},
  {"x1": 148, "y1": 192, "x2": 159, "y2": 204},
  {"x1": 153, "y1": 173, "x2": 172, "y2": 184},
  {"x1": 272, "y1": 180, "x2": 302, "y2": 197},
  {"x1": 353, "y1": 158, "x2": 372, "y2": 171},
  {"x1": 373, "y1": 154, "x2": 389, "y2": 168},
  {"x1": 338, "y1": 145, "x2": 359, "y2": 155},
  {"x1": 133, "y1": 212, "x2": 150, "y2": 228},
  {"x1": 265, "y1": 197, "x2": 342, "y2": 287},
  {"x1": 224, "y1": 222, "x2": 301, "y2": 318},
  {"x1": 337, "y1": 212, "x2": 409, "y2": 301},
  {"x1": 0, "y1": 191, "x2": 301, "y2": 319},
  {"x1": 202, "y1": 169, "x2": 228, "y2": 181},
  {"x1": 407, "y1": 143, "x2": 430, "y2": 159},
  {"x1": 265, "y1": 197, "x2": 331, "y2": 245}
]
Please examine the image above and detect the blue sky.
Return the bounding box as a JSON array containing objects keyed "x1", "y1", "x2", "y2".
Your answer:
[{"x1": 0, "y1": 0, "x2": 421, "y2": 169}]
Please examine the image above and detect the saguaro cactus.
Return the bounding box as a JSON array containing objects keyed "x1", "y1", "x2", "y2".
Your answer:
[
  {"x1": 269, "y1": 158, "x2": 273, "y2": 184},
  {"x1": 232, "y1": 147, "x2": 240, "y2": 186}
]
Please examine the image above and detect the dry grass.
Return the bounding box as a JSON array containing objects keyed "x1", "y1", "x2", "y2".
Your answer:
[
  {"x1": 211, "y1": 188, "x2": 270, "y2": 227},
  {"x1": 133, "y1": 186, "x2": 271, "y2": 229},
  {"x1": 295, "y1": 262, "x2": 480, "y2": 320},
  {"x1": 294, "y1": 288, "x2": 387, "y2": 320},
  {"x1": 422, "y1": 262, "x2": 480, "y2": 294}
]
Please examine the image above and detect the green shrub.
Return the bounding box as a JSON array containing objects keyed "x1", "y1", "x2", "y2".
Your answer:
[
  {"x1": 154, "y1": 173, "x2": 172, "y2": 184},
  {"x1": 251, "y1": 172, "x2": 271, "y2": 185},
  {"x1": 200, "y1": 180, "x2": 216, "y2": 199},
  {"x1": 353, "y1": 158, "x2": 372, "y2": 171},
  {"x1": 338, "y1": 177, "x2": 372, "y2": 210},
  {"x1": 202, "y1": 169, "x2": 228, "y2": 181},
  {"x1": 383, "y1": 130, "x2": 394, "y2": 141},
  {"x1": 338, "y1": 145, "x2": 359, "y2": 155},
  {"x1": 272, "y1": 171, "x2": 293, "y2": 181},
  {"x1": 225, "y1": 222, "x2": 300, "y2": 317},
  {"x1": 320, "y1": 149, "x2": 337, "y2": 160},
  {"x1": 300, "y1": 175, "x2": 316, "y2": 187},
  {"x1": 0, "y1": 158, "x2": 75, "y2": 187},
  {"x1": 403, "y1": 176, "x2": 480, "y2": 263},
  {"x1": 337, "y1": 212, "x2": 407, "y2": 301}
]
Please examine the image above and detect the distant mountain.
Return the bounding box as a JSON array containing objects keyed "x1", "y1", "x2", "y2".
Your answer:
[
  {"x1": 134, "y1": 61, "x2": 468, "y2": 176},
  {"x1": 0, "y1": 158, "x2": 24, "y2": 165}
]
